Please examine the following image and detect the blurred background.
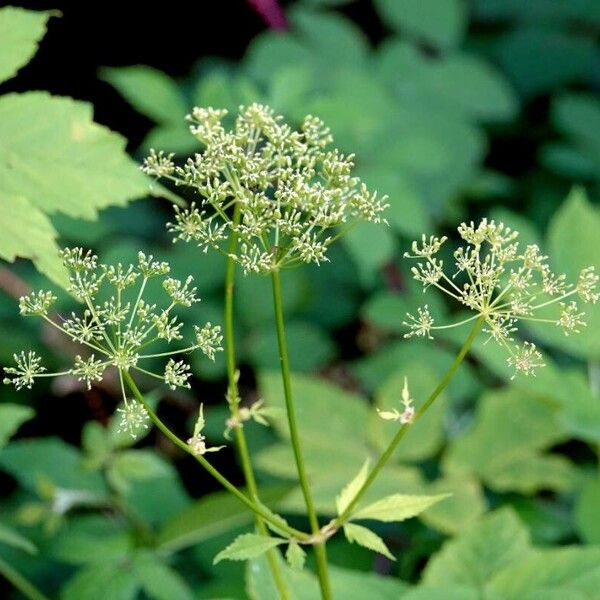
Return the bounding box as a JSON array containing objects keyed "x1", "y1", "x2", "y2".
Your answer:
[{"x1": 1, "y1": 0, "x2": 600, "y2": 598}]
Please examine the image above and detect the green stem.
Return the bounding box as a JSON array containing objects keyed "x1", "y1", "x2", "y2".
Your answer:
[
  {"x1": 0, "y1": 556, "x2": 50, "y2": 600},
  {"x1": 334, "y1": 316, "x2": 484, "y2": 526},
  {"x1": 225, "y1": 205, "x2": 290, "y2": 600},
  {"x1": 270, "y1": 269, "x2": 332, "y2": 600},
  {"x1": 122, "y1": 370, "x2": 307, "y2": 541}
]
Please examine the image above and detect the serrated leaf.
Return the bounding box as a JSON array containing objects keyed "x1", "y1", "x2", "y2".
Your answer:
[
  {"x1": 343, "y1": 523, "x2": 395, "y2": 561},
  {"x1": 353, "y1": 493, "x2": 449, "y2": 522},
  {"x1": 100, "y1": 66, "x2": 188, "y2": 124},
  {"x1": 213, "y1": 533, "x2": 285, "y2": 565},
  {"x1": 0, "y1": 6, "x2": 51, "y2": 84},
  {"x1": 0, "y1": 403, "x2": 34, "y2": 449},
  {"x1": 0, "y1": 91, "x2": 151, "y2": 284},
  {"x1": 0, "y1": 92, "x2": 149, "y2": 219},
  {"x1": 335, "y1": 459, "x2": 370, "y2": 517},
  {"x1": 423, "y1": 508, "x2": 533, "y2": 588},
  {"x1": 487, "y1": 547, "x2": 600, "y2": 599},
  {"x1": 0, "y1": 192, "x2": 66, "y2": 285},
  {"x1": 285, "y1": 542, "x2": 306, "y2": 571}
]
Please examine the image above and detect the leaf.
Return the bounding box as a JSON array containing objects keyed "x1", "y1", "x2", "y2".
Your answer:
[
  {"x1": 110, "y1": 450, "x2": 170, "y2": 482},
  {"x1": 353, "y1": 493, "x2": 449, "y2": 522},
  {"x1": 61, "y1": 562, "x2": 139, "y2": 600},
  {"x1": 487, "y1": 547, "x2": 600, "y2": 599},
  {"x1": 285, "y1": 542, "x2": 306, "y2": 571},
  {"x1": 133, "y1": 553, "x2": 194, "y2": 600},
  {"x1": 247, "y1": 320, "x2": 335, "y2": 372},
  {"x1": 574, "y1": 478, "x2": 600, "y2": 544},
  {"x1": 0, "y1": 523, "x2": 37, "y2": 554},
  {"x1": 493, "y1": 28, "x2": 595, "y2": 98},
  {"x1": 213, "y1": 533, "x2": 285, "y2": 565},
  {"x1": 343, "y1": 523, "x2": 395, "y2": 561},
  {"x1": 289, "y1": 6, "x2": 369, "y2": 68},
  {"x1": 157, "y1": 487, "x2": 290, "y2": 554},
  {"x1": 247, "y1": 555, "x2": 409, "y2": 600},
  {"x1": 343, "y1": 221, "x2": 396, "y2": 287},
  {"x1": 49, "y1": 515, "x2": 131, "y2": 565},
  {"x1": 0, "y1": 91, "x2": 151, "y2": 283},
  {"x1": 423, "y1": 508, "x2": 533, "y2": 589},
  {"x1": 374, "y1": 0, "x2": 467, "y2": 49},
  {"x1": 0, "y1": 92, "x2": 149, "y2": 219},
  {"x1": 0, "y1": 403, "x2": 34, "y2": 449},
  {"x1": 0, "y1": 192, "x2": 66, "y2": 285},
  {"x1": 336, "y1": 459, "x2": 370, "y2": 516},
  {"x1": 443, "y1": 387, "x2": 573, "y2": 493},
  {"x1": 539, "y1": 186, "x2": 600, "y2": 359},
  {"x1": 0, "y1": 6, "x2": 51, "y2": 84},
  {"x1": 0, "y1": 437, "x2": 105, "y2": 493},
  {"x1": 100, "y1": 66, "x2": 188, "y2": 123},
  {"x1": 419, "y1": 475, "x2": 487, "y2": 535}
]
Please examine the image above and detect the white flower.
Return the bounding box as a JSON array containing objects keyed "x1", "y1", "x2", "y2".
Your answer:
[
  {"x1": 116, "y1": 400, "x2": 149, "y2": 439},
  {"x1": 164, "y1": 359, "x2": 191, "y2": 390},
  {"x1": 3, "y1": 351, "x2": 46, "y2": 390}
]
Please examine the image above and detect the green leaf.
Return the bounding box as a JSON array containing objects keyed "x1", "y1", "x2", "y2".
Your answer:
[
  {"x1": 0, "y1": 92, "x2": 149, "y2": 219},
  {"x1": 401, "y1": 587, "x2": 479, "y2": 600},
  {"x1": 0, "y1": 437, "x2": 105, "y2": 493},
  {"x1": 423, "y1": 508, "x2": 533, "y2": 588},
  {"x1": 343, "y1": 222, "x2": 396, "y2": 287},
  {"x1": 0, "y1": 403, "x2": 34, "y2": 449},
  {"x1": 419, "y1": 475, "x2": 487, "y2": 535},
  {"x1": 487, "y1": 547, "x2": 600, "y2": 599},
  {"x1": 157, "y1": 487, "x2": 290, "y2": 554},
  {"x1": 285, "y1": 542, "x2": 306, "y2": 571},
  {"x1": 0, "y1": 523, "x2": 37, "y2": 554},
  {"x1": 336, "y1": 460, "x2": 370, "y2": 517},
  {"x1": 289, "y1": 6, "x2": 369, "y2": 68},
  {"x1": 574, "y1": 478, "x2": 600, "y2": 544},
  {"x1": 540, "y1": 186, "x2": 600, "y2": 359},
  {"x1": 109, "y1": 450, "x2": 171, "y2": 492},
  {"x1": 353, "y1": 493, "x2": 449, "y2": 522},
  {"x1": 61, "y1": 562, "x2": 139, "y2": 600},
  {"x1": 0, "y1": 192, "x2": 66, "y2": 285},
  {"x1": 247, "y1": 320, "x2": 335, "y2": 372},
  {"x1": 213, "y1": 533, "x2": 285, "y2": 565},
  {"x1": 374, "y1": 0, "x2": 467, "y2": 49},
  {"x1": 0, "y1": 6, "x2": 51, "y2": 84},
  {"x1": 100, "y1": 66, "x2": 188, "y2": 124},
  {"x1": 343, "y1": 523, "x2": 395, "y2": 561},
  {"x1": 49, "y1": 516, "x2": 131, "y2": 565},
  {"x1": 0, "y1": 91, "x2": 150, "y2": 283},
  {"x1": 133, "y1": 553, "x2": 194, "y2": 600},
  {"x1": 494, "y1": 28, "x2": 595, "y2": 98},
  {"x1": 247, "y1": 555, "x2": 409, "y2": 600},
  {"x1": 444, "y1": 387, "x2": 573, "y2": 493}
]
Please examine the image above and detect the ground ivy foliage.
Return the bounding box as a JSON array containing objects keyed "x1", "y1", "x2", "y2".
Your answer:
[
  {"x1": 142, "y1": 103, "x2": 388, "y2": 274},
  {"x1": 3, "y1": 248, "x2": 222, "y2": 438},
  {"x1": 403, "y1": 218, "x2": 598, "y2": 378}
]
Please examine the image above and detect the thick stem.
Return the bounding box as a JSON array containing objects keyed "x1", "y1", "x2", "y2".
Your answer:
[
  {"x1": 270, "y1": 269, "x2": 332, "y2": 600},
  {"x1": 225, "y1": 205, "x2": 290, "y2": 600},
  {"x1": 122, "y1": 370, "x2": 307, "y2": 541},
  {"x1": 0, "y1": 556, "x2": 50, "y2": 600},
  {"x1": 334, "y1": 316, "x2": 484, "y2": 526}
]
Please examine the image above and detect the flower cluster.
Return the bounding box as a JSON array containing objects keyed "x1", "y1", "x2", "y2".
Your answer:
[
  {"x1": 3, "y1": 248, "x2": 223, "y2": 437},
  {"x1": 142, "y1": 104, "x2": 388, "y2": 274},
  {"x1": 403, "y1": 220, "x2": 598, "y2": 378},
  {"x1": 377, "y1": 377, "x2": 415, "y2": 424}
]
